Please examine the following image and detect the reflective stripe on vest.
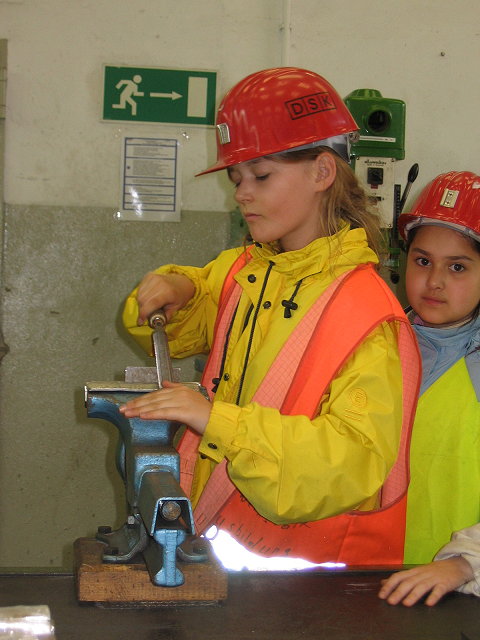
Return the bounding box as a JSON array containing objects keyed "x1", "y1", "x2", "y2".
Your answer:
[{"x1": 178, "y1": 254, "x2": 420, "y2": 564}]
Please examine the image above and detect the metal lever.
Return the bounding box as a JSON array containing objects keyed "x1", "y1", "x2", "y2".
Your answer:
[
  {"x1": 148, "y1": 309, "x2": 174, "y2": 387},
  {"x1": 398, "y1": 163, "x2": 419, "y2": 215}
]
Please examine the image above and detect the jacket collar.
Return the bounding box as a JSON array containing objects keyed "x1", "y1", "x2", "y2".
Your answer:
[{"x1": 249, "y1": 226, "x2": 378, "y2": 280}]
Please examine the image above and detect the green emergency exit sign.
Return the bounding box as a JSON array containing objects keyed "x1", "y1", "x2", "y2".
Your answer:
[{"x1": 103, "y1": 65, "x2": 217, "y2": 126}]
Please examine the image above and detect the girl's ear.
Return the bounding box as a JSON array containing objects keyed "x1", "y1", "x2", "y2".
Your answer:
[{"x1": 313, "y1": 152, "x2": 337, "y2": 191}]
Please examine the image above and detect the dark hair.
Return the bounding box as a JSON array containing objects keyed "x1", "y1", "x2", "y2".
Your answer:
[{"x1": 406, "y1": 224, "x2": 480, "y2": 255}]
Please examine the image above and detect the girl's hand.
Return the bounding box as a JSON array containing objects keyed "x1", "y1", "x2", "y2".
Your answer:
[
  {"x1": 378, "y1": 557, "x2": 474, "y2": 606},
  {"x1": 136, "y1": 272, "x2": 195, "y2": 326},
  {"x1": 119, "y1": 381, "x2": 212, "y2": 435}
]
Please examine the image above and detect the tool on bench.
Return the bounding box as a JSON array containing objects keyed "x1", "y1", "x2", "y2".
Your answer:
[{"x1": 83, "y1": 309, "x2": 209, "y2": 588}]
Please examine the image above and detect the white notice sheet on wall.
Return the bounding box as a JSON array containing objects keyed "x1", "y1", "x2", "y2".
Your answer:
[{"x1": 117, "y1": 136, "x2": 181, "y2": 221}]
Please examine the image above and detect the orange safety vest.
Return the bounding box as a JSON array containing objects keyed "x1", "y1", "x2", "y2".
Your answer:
[{"x1": 178, "y1": 250, "x2": 421, "y2": 565}]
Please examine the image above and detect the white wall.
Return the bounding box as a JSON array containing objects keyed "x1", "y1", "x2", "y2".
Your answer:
[
  {"x1": 289, "y1": 0, "x2": 480, "y2": 201},
  {"x1": 2, "y1": 0, "x2": 479, "y2": 215},
  {"x1": 1, "y1": 0, "x2": 282, "y2": 212}
]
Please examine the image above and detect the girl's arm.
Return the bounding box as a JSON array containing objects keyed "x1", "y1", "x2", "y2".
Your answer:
[
  {"x1": 121, "y1": 321, "x2": 404, "y2": 523},
  {"x1": 434, "y1": 524, "x2": 480, "y2": 597},
  {"x1": 122, "y1": 248, "x2": 244, "y2": 357},
  {"x1": 378, "y1": 557, "x2": 474, "y2": 606},
  {"x1": 199, "y1": 321, "x2": 404, "y2": 523},
  {"x1": 379, "y1": 524, "x2": 480, "y2": 605}
]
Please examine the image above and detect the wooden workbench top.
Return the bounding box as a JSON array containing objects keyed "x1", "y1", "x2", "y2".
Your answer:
[{"x1": 0, "y1": 570, "x2": 479, "y2": 639}]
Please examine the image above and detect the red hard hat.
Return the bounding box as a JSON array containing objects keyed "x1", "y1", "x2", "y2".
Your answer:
[
  {"x1": 398, "y1": 171, "x2": 480, "y2": 242},
  {"x1": 197, "y1": 67, "x2": 359, "y2": 176}
]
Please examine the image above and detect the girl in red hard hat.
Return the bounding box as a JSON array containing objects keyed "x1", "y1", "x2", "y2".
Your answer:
[
  {"x1": 120, "y1": 67, "x2": 421, "y2": 565},
  {"x1": 379, "y1": 170, "x2": 480, "y2": 605}
]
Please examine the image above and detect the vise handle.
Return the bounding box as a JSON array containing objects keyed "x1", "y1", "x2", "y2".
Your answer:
[{"x1": 148, "y1": 309, "x2": 173, "y2": 387}]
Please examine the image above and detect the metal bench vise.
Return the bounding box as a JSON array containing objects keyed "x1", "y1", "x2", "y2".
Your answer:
[
  {"x1": 85, "y1": 380, "x2": 208, "y2": 587},
  {"x1": 84, "y1": 311, "x2": 208, "y2": 588}
]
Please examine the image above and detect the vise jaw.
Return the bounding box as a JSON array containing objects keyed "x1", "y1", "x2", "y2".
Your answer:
[{"x1": 84, "y1": 377, "x2": 207, "y2": 588}]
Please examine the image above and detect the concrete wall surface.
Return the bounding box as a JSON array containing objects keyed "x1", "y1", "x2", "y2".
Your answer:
[{"x1": 0, "y1": 206, "x2": 229, "y2": 567}]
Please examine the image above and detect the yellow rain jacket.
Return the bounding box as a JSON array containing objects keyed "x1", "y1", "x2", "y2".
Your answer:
[{"x1": 123, "y1": 226, "x2": 404, "y2": 524}]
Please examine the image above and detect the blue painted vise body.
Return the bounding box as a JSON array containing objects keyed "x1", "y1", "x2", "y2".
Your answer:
[{"x1": 85, "y1": 383, "x2": 203, "y2": 587}]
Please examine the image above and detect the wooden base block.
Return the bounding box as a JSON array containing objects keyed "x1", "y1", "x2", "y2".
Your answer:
[{"x1": 74, "y1": 537, "x2": 228, "y2": 606}]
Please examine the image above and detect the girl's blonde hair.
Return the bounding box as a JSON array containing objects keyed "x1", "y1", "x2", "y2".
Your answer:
[{"x1": 274, "y1": 147, "x2": 384, "y2": 259}]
